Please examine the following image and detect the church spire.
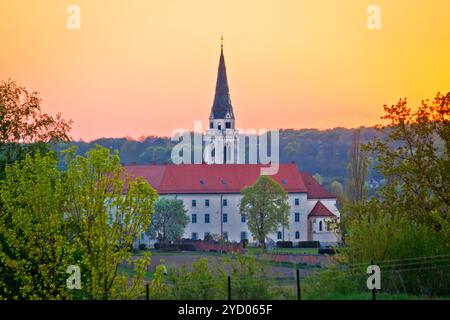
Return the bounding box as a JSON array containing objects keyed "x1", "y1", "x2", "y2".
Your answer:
[{"x1": 210, "y1": 37, "x2": 234, "y2": 120}]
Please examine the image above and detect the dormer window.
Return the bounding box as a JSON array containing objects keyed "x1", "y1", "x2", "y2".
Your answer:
[
  {"x1": 218, "y1": 124, "x2": 222, "y2": 130},
  {"x1": 225, "y1": 122, "x2": 231, "y2": 129}
]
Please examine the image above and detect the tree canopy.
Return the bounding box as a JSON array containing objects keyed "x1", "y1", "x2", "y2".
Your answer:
[
  {"x1": 240, "y1": 175, "x2": 290, "y2": 248},
  {"x1": 147, "y1": 198, "x2": 189, "y2": 245},
  {"x1": 0, "y1": 146, "x2": 158, "y2": 299}
]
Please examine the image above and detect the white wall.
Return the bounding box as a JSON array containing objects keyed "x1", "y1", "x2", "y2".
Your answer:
[
  {"x1": 307, "y1": 199, "x2": 340, "y2": 245},
  {"x1": 143, "y1": 194, "x2": 341, "y2": 245},
  {"x1": 167, "y1": 192, "x2": 310, "y2": 243}
]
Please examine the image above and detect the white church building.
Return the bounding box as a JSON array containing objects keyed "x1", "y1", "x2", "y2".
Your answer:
[{"x1": 124, "y1": 41, "x2": 340, "y2": 246}]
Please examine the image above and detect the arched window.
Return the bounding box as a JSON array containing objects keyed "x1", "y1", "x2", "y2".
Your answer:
[
  {"x1": 319, "y1": 220, "x2": 323, "y2": 232},
  {"x1": 277, "y1": 231, "x2": 282, "y2": 240},
  {"x1": 295, "y1": 231, "x2": 300, "y2": 239}
]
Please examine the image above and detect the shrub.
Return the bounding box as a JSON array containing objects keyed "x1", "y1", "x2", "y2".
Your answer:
[
  {"x1": 138, "y1": 243, "x2": 147, "y2": 251},
  {"x1": 276, "y1": 241, "x2": 293, "y2": 248},
  {"x1": 297, "y1": 241, "x2": 320, "y2": 248},
  {"x1": 318, "y1": 248, "x2": 336, "y2": 255}
]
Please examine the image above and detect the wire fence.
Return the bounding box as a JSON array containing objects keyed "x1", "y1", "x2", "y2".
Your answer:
[{"x1": 135, "y1": 254, "x2": 450, "y2": 300}]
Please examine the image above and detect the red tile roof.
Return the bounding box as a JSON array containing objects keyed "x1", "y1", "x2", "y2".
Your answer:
[
  {"x1": 301, "y1": 172, "x2": 335, "y2": 199},
  {"x1": 308, "y1": 201, "x2": 336, "y2": 217},
  {"x1": 124, "y1": 163, "x2": 309, "y2": 194}
]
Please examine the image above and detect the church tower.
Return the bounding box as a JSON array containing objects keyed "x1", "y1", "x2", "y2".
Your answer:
[{"x1": 204, "y1": 38, "x2": 239, "y2": 164}]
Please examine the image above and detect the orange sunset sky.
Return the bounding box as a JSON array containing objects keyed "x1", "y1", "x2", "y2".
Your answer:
[{"x1": 0, "y1": 0, "x2": 449, "y2": 141}]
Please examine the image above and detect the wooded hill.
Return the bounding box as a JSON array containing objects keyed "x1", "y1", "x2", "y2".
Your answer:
[{"x1": 53, "y1": 127, "x2": 385, "y2": 192}]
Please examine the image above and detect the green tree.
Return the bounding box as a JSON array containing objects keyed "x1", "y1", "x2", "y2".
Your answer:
[
  {"x1": 63, "y1": 145, "x2": 158, "y2": 299},
  {"x1": 240, "y1": 175, "x2": 290, "y2": 249},
  {"x1": 147, "y1": 198, "x2": 189, "y2": 246},
  {"x1": 0, "y1": 146, "x2": 158, "y2": 299},
  {"x1": 345, "y1": 128, "x2": 368, "y2": 205},
  {"x1": 0, "y1": 80, "x2": 72, "y2": 299},
  {"x1": 363, "y1": 92, "x2": 449, "y2": 228},
  {"x1": 340, "y1": 92, "x2": 450, "y2": 296},
  {"x1": 0, "y1": 153, "x2": 75, "y2": 299}
]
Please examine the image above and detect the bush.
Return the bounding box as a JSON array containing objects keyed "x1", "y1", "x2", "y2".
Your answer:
[
  {"x1": 342, "y1": 212, "x2": 450, "y2": 296},
  {"x1": 318, "y1": 248, "x2": 336, "y2": 255},
  {"x1": 241, "y1": 239, "x2": 248, "y2": 248},
  {"x1": 138, "y1": 243, "x2": 147, "y2": 251},
  {"x1": 148, "y1": 254, "x2": 295, "y2": 300},
  {"x1": 297, "y1": 241, "x2": 320, "y2": 248},
  {"x1": 276, "y1": 241, "x2": 293, "y2": 248}
]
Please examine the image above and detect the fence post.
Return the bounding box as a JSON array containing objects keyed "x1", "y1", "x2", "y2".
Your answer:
[
  {"x1": 228, "y1": 275, "x2": 231, "y2": 300},
  {"x1": 146, "y1": 283, "x2": 150, "y2": 301},
  {"x1": 371, "y1": 260, "x2": 376, "y2": 301},
  {"x1": 296, "y1": 269, "x2": 301, "y2": 300}
]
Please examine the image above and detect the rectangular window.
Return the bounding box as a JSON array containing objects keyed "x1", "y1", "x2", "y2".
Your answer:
[
  {"x1": 192, "y1": 200, "x2": 196, "y2": 207},
  {"x1": 241, "y1": 214, "x2": 246, "y2": 223},
  {"x1": 295, "y1": 231, "x2": 300, "y2": 239},
  {"x1": 205, "y1": 214, "x2": 210, "y2": 224},
  {"x1": 192, "y1": 214, "x2": 197, "y2": 224},
  {"x1": 223, "y1": 213, "x2": 228, "y2": 223},
  {"x1": 295, "y1": 212, "x2": 300, "y2": 222},
  {"x1": 205, "y1": 199, "x2": 210, "y2": 207},
  {"x1": 225, "y1": 122, "x2": 231, "y2": 129},
  {"x1": 223, "y1": 199, "x2": 228, "y2": 207},
  {"x1": 204, "y1": 232, "x2": 210, "y2": 239},
  {"x1": 294, "y1": 198, "x2": 300, "y2": 206},
  {"x1": 223, "y1": 232, "x2": 228, "y2": 241},
  {"x1": 192, "y1": 232, "x2": 198, "y2": 240},
  {"x1": 277, "y1": 231, "x2": 282, "y2": 240},
  {"x1": 240, "y1": 232, "x2": 247, "y2": 240}
]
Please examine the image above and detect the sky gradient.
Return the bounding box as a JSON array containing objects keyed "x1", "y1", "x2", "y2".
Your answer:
[{"x1": 0, "y1": 0, "x2": 449, "y2": 140}]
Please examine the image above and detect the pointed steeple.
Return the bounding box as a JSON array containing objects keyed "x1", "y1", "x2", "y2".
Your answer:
[{"x1": 210, "y1": 37, "x2": 234, "y2": 120}]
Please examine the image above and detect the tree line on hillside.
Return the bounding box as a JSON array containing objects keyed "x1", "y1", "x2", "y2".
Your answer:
[{"x1": 52, "y1": 127, "x2": 388, "y2": 193}]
